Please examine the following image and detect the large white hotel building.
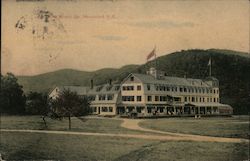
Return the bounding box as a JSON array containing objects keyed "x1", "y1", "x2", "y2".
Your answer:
[{"x1": 49, "y1": 67, "x2": 233, "y2": 117}]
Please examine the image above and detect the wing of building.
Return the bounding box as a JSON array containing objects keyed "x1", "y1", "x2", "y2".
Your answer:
[{"x1": 49, "y1": 67, "x2": 233, "y2": 117}]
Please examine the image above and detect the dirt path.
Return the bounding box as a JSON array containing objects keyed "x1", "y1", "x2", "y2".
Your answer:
[
  {"x1": 1, "y1": 117, "x2": 248, "y2": 143},
  {"x1": 1, "y1": 128, "x2": 247, "y2": 144},
  {"x1": 120, "y1": 118, "x2": 249, "y2": 143}
]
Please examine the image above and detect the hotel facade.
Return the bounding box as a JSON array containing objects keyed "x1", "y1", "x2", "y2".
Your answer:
[{"x1": 49, "y1": 68, "x2": 233, "y2": 117}]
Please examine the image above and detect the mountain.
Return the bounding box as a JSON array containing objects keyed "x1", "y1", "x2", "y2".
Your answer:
[
  {"x1": 18, "y1": 65, "x2": 139, "y2": 93},
  {"x1": 17, "y1": 49, "x2": 250, "y2": 114}
]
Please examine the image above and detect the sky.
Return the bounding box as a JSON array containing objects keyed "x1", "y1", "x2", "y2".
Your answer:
[{"x1": 2, "y1": 0, "x2": 249, "y2": 76}]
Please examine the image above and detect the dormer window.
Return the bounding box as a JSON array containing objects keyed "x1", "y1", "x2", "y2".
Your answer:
[{"x1": 130, "y1": 76, "x2": 134, "y2": 81}]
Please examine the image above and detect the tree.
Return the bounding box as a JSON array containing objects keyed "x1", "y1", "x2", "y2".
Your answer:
[
  {"x1": 0, "y1": 73, "x2": 26, "y2": 114},
  {"x1": 50, "y1": 89, "x2": 90, "y2": 130},
  {"x1": 26, "y1": 92, "x2": 49, "y2": 115},
  {"x1": 26, "y1": 92, "x2": 50, "y2": 128}
]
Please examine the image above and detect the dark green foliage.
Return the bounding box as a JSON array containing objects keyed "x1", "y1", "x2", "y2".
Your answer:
[
  {"x1": 17, "y1": 49, "x2": 250, "y2": 114},
  {"x1": 50, "y1": 89, "x2": 90, "y2": 129},
  {"x1": 0, "y1": 73, "x2": 26, "y2": 114},
  {"x1": 25, "y1": 92, "x2": 49, "y2": 115}
]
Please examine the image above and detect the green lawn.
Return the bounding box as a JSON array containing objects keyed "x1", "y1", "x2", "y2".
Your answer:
[
  {"x1": 1, "y1": 132, "x2": 249, "y2": 161},
  {"x1": 0, "y1": 115, "x2": 145, "y2": 134},
  {"x1": 140, "y1": 116, "x2": 249, "y2": 139}
]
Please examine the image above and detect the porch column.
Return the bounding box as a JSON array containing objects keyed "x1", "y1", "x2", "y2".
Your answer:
[
  {"x1": 164, "y1": 106, "x2": 167, "y2": 115},
  {"x1": 125, "y1": 106, "x2": 128, "y2": 114}
]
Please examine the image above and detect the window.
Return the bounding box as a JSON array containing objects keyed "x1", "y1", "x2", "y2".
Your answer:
[
  {"x1": 108, "y1": 107, "x2": 113, "y2": 112},
  {"x1": 107, "y1": 94, "x2": 114, "y2": 100},
  {"x1": 184, "y1": 87, "x2": 187, "y2": 92},
  {"x1": 101, "y1": 107, "x2": 108, "y2": 112},
  {"x1": 147, "y1": 96, "x2": 152, "y2": 101},
  {"x1": 174, "y1": 97, "x2": 181, "y2": 102},
  {"x1": 160, "y1": 96, "x2": 167, "y2": 101},
  {"x1": 160, "y1": 85, "x2": 164, "y2": 91},
  {"x1": 147, "y1": 107, "x2": 152, "y2": 113},
  {"x1": 192, "y1": 97, "x2": 195, "y2": 102},
  {"x1": 214, "y1": 98, "x2": 216, "y2": 102},
  {"x1": 185, "y1": 97, "x2": 187, "y2": 102},
  {"x1": 147, "y1": 84, "x2": 151, "y2": 90},
  {"x1": 130, "y1": 76, "x2": 134, "y2": 81},
  {"x1": 99, "y1": 95, "x2": 106, "y2": 100},
  {"x1": 155, "y1": 85, "x2": 159, "y2": 91},
  {"x1": 180, "y1": 87, "x2": 183, "y2": 92},
  {"x1": 213, "y1": 89, "x2": 216, "y2": 94},
  {"x1": 122, "y1": 86, "x2": 134, "y2": 91},
  {"x1": 122, "y1": 96, "x2": 134, "y2": 101},
  {"x1": 155, "y1": 96, "x2": 159, "y2": 101},
  {"x1": 137, "y1": 85, "x2": 141, "y2": 91},
  {"x1": 137, "y1": 96, "x2": 142, "y2": 102}
]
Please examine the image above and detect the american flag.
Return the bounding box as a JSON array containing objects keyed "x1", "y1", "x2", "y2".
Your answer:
[{"x1": 146, "y1": 47, "x2": 156, "y2": 61}]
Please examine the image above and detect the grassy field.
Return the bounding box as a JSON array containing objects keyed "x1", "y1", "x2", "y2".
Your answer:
[
  {"x1": 0, "y1": 115, "x2": 148, "y2": 134},
  {"x1": 1, "y1": 131, "x2": 249, "y2": 161},
  {"x1": 0, "y1": 115, "x2": 249, "y2": 160},
  {"x1": 140, "y1": 116, "x2": 249, "y2": 139}
]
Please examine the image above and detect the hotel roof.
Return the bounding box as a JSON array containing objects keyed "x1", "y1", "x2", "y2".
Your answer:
[{"x1": 131, "y1": 73, "x2": 211, "y2": 87}]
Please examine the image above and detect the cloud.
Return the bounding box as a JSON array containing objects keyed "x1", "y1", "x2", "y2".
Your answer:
[
  {"x1": 126, "y1": 20, "x2": 196, "y2": 28},
  {"x1": 94, "y1": 35, "x2": 127, "y2": 41}
]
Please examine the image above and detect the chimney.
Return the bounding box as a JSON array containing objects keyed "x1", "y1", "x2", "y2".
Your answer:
[
  {"x1": 90, "y1": 79, "x2": 94, "y2": 89},
  {"x1": 109, "y1": 79, "x2": 112, "y2": 85}
]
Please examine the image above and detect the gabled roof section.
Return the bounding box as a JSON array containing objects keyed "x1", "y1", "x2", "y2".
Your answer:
[
  {"x1": 121, "y1": 73, "x2": 146, "y2": 84},
  {"x1": 88, "y1": 83, "x2": 121, "y2": 94}
]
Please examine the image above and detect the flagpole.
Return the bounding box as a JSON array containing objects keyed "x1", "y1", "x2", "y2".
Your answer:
[
  {"x1": 209, "y1": 57, "x2": 212, "y2": 77},
  {"x1": 154, "y1": 46, "x2": 157, "y2": 70}
]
